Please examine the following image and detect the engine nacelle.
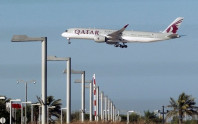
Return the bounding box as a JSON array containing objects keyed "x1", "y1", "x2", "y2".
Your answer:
[{"x1": 94, "y1": 35, "x2": 106, "y2": 43}]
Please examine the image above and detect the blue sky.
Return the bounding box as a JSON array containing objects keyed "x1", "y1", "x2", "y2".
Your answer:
[{"x1": 1, "y1": 0, "x2": 198, "y2": 114}]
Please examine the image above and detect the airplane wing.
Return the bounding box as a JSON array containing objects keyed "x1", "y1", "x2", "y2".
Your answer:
[{"x1": 107, "y1": 24, "x2": 129, "y2": 40}]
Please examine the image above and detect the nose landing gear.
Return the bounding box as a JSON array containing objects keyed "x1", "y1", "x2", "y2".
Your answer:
[{"x1": 67, "y1": 38, "x2": 71, "y2": 44}]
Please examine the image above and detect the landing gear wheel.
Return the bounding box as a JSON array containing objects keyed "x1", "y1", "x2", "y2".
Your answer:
[
  {"x1": 119, "y1": 44, "x2": 127, "y2": 48},
  {"x1": 67, "y1": 38, "x2": 71, "y2": 44},
  {"x1": 120, "y1": 45, "x2": 124, "y2": 48},
  {"x1": 114, "y1": 44, "x2": 119, "y2": 47},
  {"x1": 114, "y1": 43, "x2": 128, "y2": 48},
  {"x1": 121, "y1": 43, "x2": 127, "y2": 48}
]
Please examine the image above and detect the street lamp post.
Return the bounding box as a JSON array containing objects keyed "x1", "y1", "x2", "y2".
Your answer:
[
  {"x1": 0, "y1": 96, "x2": 5, "y2": 100},
  {"x1": 114, "y1": 106, "x2": 117, "y2": 122},
  {"x1": 17, "y1": 80, "x2": 36, "y2": 102},
  {"x1": 11, "y1": 35, "x2": 47, "y2": 124},
  {"x1": 61, "y1": 108, "x2": 67, "y2": 124},
  {"x1": 89, "y1": 80, "x2": 93, "y2": 122},
  {"x1": 127, "y1": 110, "x2": 134, "y2": 124},
  {"x1": 47, "y1": 56, "x2": 71, "y2": 123},
  {"x1": 113, "y1": 105, "x2": 115, "y2": 122},
  {"x1": 17, "y1": 80, "x2": 35, "y2": 124},
  {"x1": 117, "y1": 110, "x2": 120, "y2": 121},
  {"x1": 108, "y1": 99, "x2": 110, "y2": 121},
  {"x1": 105, "y1": 96, "x2": 108, "y2": 121},
  {"x1": 89, "y1": 80, "x2": 93, "y2": 121},
  {"x1": 21, "y1": 101, "x2": 31, "y2": 124},
  {"x1": 10, "y1": 99, "x2": 21, "y2": 124},
  {"x1": 47, "y1": 106, "x2": 55, "y2": 124},
  {"x1": 74, "y1": 79, "x2": 93, "y2": 122},
  {"x1": 31, "y1": 103, "x2": 41, "y2": 124},
  {"x1": 114, "y1": 108, "x2": 116, "y2": 121},
  {"x1": 111, "y1": 101, "x2": 113, "y2": 121},
  {"x1": 100, "y1": 92, "x2": 104, "y2": 121},
  {"x1": 65, "y1": 69, "x2": 85, "y2": 122}
]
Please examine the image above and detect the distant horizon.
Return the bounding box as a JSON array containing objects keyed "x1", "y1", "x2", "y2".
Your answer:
[{"x1": 2, "y1": 93, "x2": 197, "y2": 115}]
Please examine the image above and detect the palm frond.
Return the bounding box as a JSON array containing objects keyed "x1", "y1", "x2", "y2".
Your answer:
[{"x1": 166, "y1": 92, "x2": 198, "y2": 122}]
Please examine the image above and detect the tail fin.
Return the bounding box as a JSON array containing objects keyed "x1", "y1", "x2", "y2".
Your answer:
[{"x1": 163, "y1": 17, "x2": 184, "y2": 34}]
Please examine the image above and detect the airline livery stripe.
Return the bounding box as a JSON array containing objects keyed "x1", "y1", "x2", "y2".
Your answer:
[{"x1": 94, "y1": 90, "x2": 96, "y2": 95}]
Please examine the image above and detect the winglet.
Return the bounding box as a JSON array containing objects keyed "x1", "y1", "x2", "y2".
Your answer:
[{"x1": 124, "y1": 24, "x2": 129, "y2": 29}]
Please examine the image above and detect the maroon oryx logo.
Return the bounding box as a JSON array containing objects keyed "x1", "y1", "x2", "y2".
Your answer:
[{"x1": 166, "y1": 19, "x2": 183, "y2": 34}]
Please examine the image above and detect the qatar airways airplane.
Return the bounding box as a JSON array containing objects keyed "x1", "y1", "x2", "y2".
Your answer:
[{"x1": 61, "y1": 17, "x2": 184, "y2": 48}]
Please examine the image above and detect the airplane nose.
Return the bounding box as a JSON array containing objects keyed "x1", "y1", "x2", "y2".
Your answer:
[{"x1": 61, "y1": 32, "x2": 65, "y2": 37}]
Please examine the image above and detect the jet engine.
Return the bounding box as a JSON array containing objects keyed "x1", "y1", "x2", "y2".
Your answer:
[{"x1": 94, "y1": 35, "x2": 106, "y2": 43}]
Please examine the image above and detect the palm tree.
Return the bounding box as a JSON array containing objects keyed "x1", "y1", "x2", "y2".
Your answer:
[
  {"x1": 166, "y1": 92, "x2": 198, "y2": 124},
  {"x1": 47, "y1": 96, "x2": 62, "y2": 123},
  {"x1": 143, "y1": 110, "x2": 161, "y2": 124},
  {"x1": 32, "y1": 103, "x2": 40, "y2": 123},
  {"x1": 36, "y1": 95, "x2": 62, "y2": 123},
  {"x1": 129, "y1": 112, "x2": 141, "y2": 123},
  {"x1": 0, "y1": 96, "x2": 10, "y2": 123}
]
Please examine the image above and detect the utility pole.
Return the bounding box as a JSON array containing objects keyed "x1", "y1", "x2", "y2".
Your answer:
[
  {"x1": 158, "y1": 106, "x2": 168, "y2": 124},
  {"x1": 162, "y1": 106, "x2": 165, "y2": 124}
]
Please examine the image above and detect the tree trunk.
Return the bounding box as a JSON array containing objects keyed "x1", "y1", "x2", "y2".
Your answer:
[
  {"x1": 179, "y1": 118, "x2": 183, "y2": 124},
  {"x1": 179, "y1": 114, "x2": 183, "y2": 124},
  {"x1": 179, "y1": 110, "x2": 183, "y2": 124}
]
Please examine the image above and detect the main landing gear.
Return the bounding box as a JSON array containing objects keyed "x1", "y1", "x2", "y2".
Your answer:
[{"x1": 114, "y1": 43, "x2": 128, "y2": 48}]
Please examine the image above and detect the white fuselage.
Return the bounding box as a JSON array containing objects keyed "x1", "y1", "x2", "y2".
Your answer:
[{"x1": 62, "y1": 28, "x2": 174, "y2": 43}]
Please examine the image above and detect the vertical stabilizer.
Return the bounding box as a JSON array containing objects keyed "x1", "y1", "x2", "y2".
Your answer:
[{"x1": 163, "y1": 17, "x2": 184, "y2": 34}]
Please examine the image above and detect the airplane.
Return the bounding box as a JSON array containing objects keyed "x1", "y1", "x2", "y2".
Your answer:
[{"x1": 61, "y1": 17, "x2": 184, "y2": 48}]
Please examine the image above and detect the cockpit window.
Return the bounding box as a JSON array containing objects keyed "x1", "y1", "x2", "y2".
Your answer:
[{"x1": 65, "y1": 30, "x2": 68, "y2": 32}]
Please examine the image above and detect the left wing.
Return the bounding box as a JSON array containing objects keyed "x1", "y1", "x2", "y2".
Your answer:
[{"x1": 107, "y1": 24, "x2": 129, "y2": 41}]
